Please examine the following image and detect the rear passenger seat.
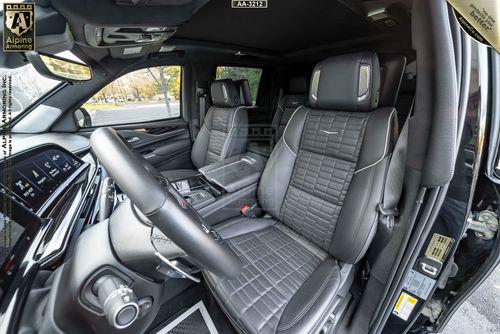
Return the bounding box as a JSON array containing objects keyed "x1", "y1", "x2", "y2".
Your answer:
[
  {"x1": 235, "y1": 79, "x2": 253, "y2": 107},
  {"x1": 247, "y1": 76, "x2": 308, "y2": 157}
]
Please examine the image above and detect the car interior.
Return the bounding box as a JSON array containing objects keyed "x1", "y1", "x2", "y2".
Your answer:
[{"x1": 1, "y1": 0, "x2": 498, "y2": 333}]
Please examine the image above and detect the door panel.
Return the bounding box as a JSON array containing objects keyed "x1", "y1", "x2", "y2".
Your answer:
[{"x1": 79, "y1": 119, "x2": 194, "y2": 171}]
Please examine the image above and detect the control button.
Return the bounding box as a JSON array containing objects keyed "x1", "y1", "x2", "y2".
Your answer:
[
  {"x1": 93, "y1": 275, "x2": 139, "y2": 329},
  {"x1": 138, "y1": 297, "x2": 153, "y2": 318}
]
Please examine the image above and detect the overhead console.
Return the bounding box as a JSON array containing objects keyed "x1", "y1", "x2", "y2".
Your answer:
[
  {"x1": 170, "y1": 153, "x2": 267, "y2": 224},
  {"x1": 84, "y1": 25, "x2": 177, "y2": 48},
  {"x1": 50, "y1": 0, "x2": 209, "y2": 50}
]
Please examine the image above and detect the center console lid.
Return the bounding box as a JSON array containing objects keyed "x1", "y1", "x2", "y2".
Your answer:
[{"x1": 199, "y1": 153, "x2": 267, "y2": 193}]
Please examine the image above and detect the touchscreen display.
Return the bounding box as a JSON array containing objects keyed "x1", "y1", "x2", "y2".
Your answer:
[{"x1": 2, "y1": 148, "x2": 83, "y2": 212}]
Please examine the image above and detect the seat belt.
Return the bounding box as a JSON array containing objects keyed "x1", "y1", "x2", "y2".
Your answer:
[
  {"x1": 377, "y1": 117, "x2": 408, "y2": 237},
  {"x1": 194, "y1": 81, "x2": 208, "y2": 140},
  {"x1": 199, "y1": 91, "x2": 207, "y2": 126},
  {"x1": 271, "y1": 88, "x2": 284, "y2": 145}
]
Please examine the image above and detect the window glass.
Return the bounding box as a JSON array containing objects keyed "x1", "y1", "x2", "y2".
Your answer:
[
  {"x1": 80, "y1": 66, "x2": 181, "y2": 127},
  {"x1": 0, "y1": 64, "x2": 60, "y2": 125},
  {"x1": 215, "y1": 66, "x2": 262, "y2": 104},
  {"x1": 0, "y1": 51, "x2": 85, "y2": 126}
]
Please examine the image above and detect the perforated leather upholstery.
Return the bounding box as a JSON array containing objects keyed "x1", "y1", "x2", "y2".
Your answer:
[{"x1": 205, "y1": 52, "x2": 398, "y2": 333}]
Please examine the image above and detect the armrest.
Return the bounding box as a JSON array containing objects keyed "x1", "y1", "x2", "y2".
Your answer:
[{"x1": 199, "y1": 153, "x2": 267, "y2": 193}]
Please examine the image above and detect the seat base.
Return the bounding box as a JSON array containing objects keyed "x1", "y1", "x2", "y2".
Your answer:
[{"x1": 204, "y1": 218, "x2": 348, "y2": 334}]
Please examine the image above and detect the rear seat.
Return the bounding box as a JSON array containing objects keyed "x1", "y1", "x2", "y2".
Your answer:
[
  {"x1": 247, "y1": 76, "x2": 308, "y2": 157},
  {"x1": 235, "y1": 79, "x2": 253, "y2": 106},
  {"x1": 378, "y1": 54, "x2": 409, "y2": 129}
]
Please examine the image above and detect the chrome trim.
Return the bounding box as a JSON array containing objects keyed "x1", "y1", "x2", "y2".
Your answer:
[
  {"x1": 357, "y1": 64, "x2": 371, "y2": 102},
  {"x1": 463, "y1": 43, "x2": 489, "y2": 233},
  {"x1": 39, "y1": 163, "x2": 98, "y2": 266},
  {"x1": 310, "y1": 68, "x2": 321, "y2": 102}
]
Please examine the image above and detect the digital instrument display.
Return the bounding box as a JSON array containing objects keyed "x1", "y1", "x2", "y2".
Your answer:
[{"x1": 1, "y1": 147, "x2": 83, "y2": 213}]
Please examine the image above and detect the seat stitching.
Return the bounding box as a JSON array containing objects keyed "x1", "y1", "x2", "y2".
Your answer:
[{"x1": 276, "y1": 266, "x2": 337, "y2": 331}]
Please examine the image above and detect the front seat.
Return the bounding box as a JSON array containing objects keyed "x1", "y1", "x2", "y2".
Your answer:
[
  {"x1": 162, "y1": 79, "x2": 248, "y2": 181},
  {"x1": 204, "y1": 52, "x2": 398, "y2": 334}
]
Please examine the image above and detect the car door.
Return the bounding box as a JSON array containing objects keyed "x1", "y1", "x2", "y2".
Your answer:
[{"x1": 75, "y1": 65, "x2": 194, "y2": 172}]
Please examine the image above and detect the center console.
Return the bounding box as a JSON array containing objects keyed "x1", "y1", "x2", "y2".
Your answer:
[
  {"x1": 171, "y1": 175, "x2": 225, "y2": 209},
  {"x1": 170, "y1": 153, "x2": 267, "y2": 224}
]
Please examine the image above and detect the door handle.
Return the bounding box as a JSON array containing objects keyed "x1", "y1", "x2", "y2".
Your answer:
[{"x1": 127, "y1": 136, "x2": 140, "y2": 143}]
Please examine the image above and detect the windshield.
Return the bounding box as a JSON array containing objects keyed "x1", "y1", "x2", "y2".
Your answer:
[{"x1": 0, "y1": 64, "x2": 61, "y2": 125}]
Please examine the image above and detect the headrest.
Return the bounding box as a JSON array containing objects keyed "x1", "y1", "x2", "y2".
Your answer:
[
  {"x1": 235, "y1": 79, "x2": 253, "y2": 106},
  {"x1": 309, "y1": 52, "x2": 381, "y2": 112},
  {"x1": 379, "y1": 54, "x2": 406, "y2": 107},
  {"x1": 288, "y1": 76, "x2": 308, "y2": 94},
  {"x1": 211, "y1": 79, "x2": 241, "y2": 108}
]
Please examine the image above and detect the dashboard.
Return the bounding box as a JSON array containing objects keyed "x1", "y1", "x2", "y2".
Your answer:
[{"x1": 0, "y1": 142, "x2": 99, "y2": 319}]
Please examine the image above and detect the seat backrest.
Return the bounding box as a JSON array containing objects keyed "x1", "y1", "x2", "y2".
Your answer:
[
  {"x1": 271, "y1": 76, "x2": 308, "y2": 142},
  {"x1": 378, "y1": 54, "x2": 407, "y2": 108},
  {"x1": 258, "y1": 52, "x2": 398, "y2": 264},
  {"x1": 191, "y1": 79, "x2": 248, "y2": 168},
  {"x1": 235, "y1": 79, "x2": 253, "y2": 106}
]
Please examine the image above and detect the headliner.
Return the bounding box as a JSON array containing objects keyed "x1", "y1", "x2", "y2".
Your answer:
[
  {"x1": 175, "y1": 0, "x2": 381, "y2": 54},
  {"x1": 46, "y1": 0, "x2": 412, "y2": 65}
]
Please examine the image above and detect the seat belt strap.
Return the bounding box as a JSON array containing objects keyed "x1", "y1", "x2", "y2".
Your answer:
[
  {"x1": 194, "y1": 82, "x2": 208, "y2": 140},
  {"x1": 377, "y1": 117, "x2": 409, "y2": 229},
  {"x1": 199, "y1": 92, "x2": 206, "y2": 126},
  {"x1": 271, "y1": 89, "x2": 284, "y2": 145}
]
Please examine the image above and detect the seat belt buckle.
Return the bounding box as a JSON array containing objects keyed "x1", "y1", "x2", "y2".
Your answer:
[
  {"x1": 377, "y1": 203, "x2": 399, "y2": 230},
  {"x1": 240, "y1": 203, "x2": 261, "y2": 218},
  {"x1": 241, "y1": 204, "x2": 250, "y2": 216}
]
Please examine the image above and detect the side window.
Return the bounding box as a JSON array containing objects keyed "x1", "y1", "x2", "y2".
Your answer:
[
  {"x1": 78, "y1": 66, "x2": 182, "y2": 127},
  {"x1": 215, "y1": 66, "x2": 262, "y2": 105}
]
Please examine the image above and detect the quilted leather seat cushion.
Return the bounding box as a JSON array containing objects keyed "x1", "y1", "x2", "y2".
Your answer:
[
  {"x1": 280, "y1": 110, "x2": 369, "y2": 250},
  {"x1": 205, "y1": 224, "x2": 338, "y2": 334}
]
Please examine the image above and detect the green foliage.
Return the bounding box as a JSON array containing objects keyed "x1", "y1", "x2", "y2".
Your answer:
[{"x1": 216, "y1": 66, "x2": 262, "y2": 103}]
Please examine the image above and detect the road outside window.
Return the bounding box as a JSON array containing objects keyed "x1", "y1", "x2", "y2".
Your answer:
[
  {"x1": 80, "y1": 66, "x2": 181, "y2": 127},
  {"x1": 216, "y1": 66, "x2": 262, "y2": 104}
]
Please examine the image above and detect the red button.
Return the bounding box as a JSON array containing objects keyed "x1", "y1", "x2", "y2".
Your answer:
[{"x1": 241, "y1": 204, "x2": 250, "y2": 215}]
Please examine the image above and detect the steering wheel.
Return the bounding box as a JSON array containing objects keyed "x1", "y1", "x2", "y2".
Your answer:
[{"x1": 90, "y1": 127, "x2": 242, "y2": 278}]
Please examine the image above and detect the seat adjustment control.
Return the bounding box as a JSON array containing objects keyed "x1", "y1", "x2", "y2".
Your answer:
[{"x1": 93, "y1": 275, "x2": 140, "y2": 329}]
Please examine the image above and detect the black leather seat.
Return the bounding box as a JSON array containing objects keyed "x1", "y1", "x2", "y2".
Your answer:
[
  {"x1": 235, "y1": 79, "x2": 253, "y2": 107},
  {"x1": 162, "y1": 79, "x2": 248, "y2": 181},
  {"x1": 205, "y1": 52, "x2": 398, "y2": 333},
  {"x1": 379, "y1": 54, "x2": 406, "y2": 108},
  {"x1": 247, "y1": 76, "x2": 308, "y2": 157}
]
